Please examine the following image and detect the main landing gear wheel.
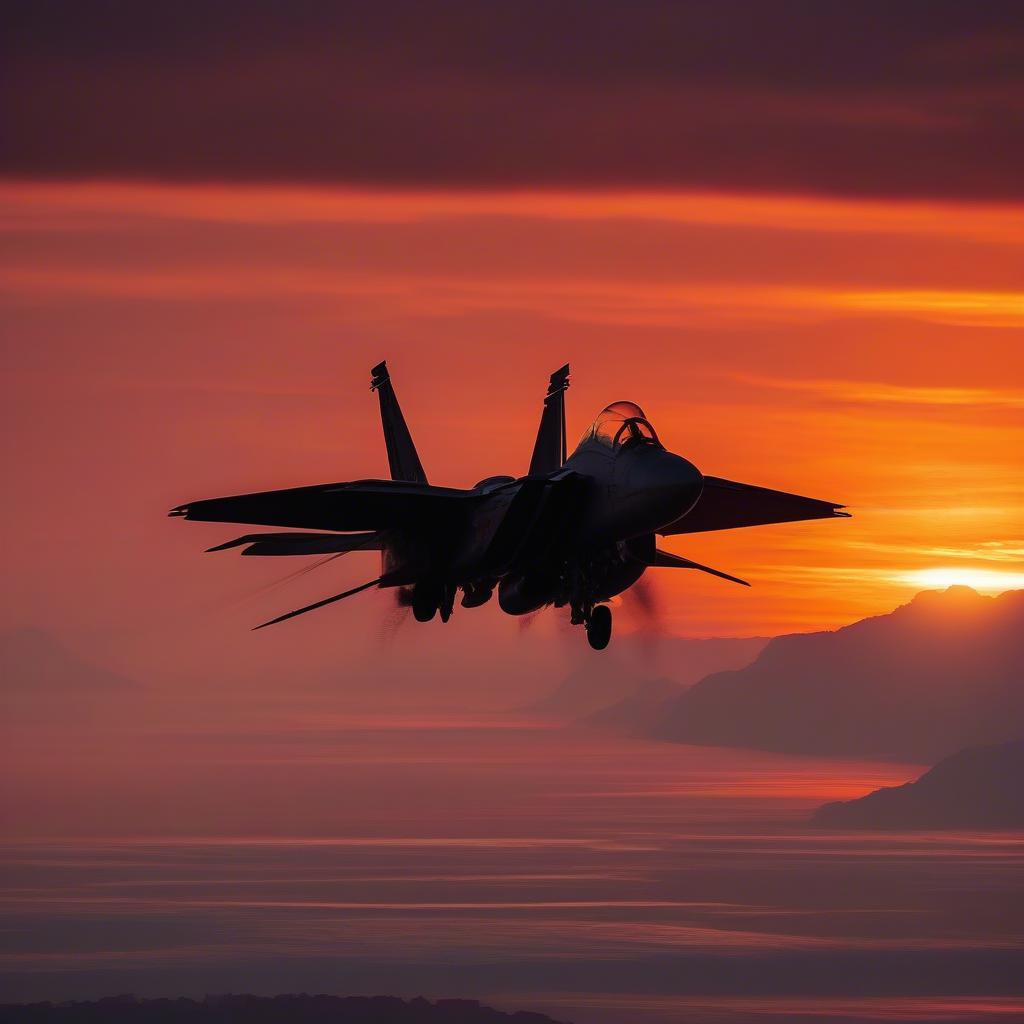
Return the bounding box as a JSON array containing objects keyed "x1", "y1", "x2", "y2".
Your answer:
[
  {"x1": 586, "y1": 604, "x2": 612, "y2": 650},
  {"x1": 411, "y1": 583, "x2": 438, "y2": 622}
]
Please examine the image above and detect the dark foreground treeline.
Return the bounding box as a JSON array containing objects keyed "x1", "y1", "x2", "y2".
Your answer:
[{"x1": 0, "y1": 995, "x2": 567, "y2": 1024}]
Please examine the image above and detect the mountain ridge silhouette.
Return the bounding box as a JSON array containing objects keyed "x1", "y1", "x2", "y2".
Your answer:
[
  {"x1": 528, "y1": 635, "x2": 766, "y2": 719},
  {"x1": 813, "y1": 739, "x2": 1024, "y2": 828},
  {"x1": 648, "y1": 587, "x2": 1024, "y2": 762}
]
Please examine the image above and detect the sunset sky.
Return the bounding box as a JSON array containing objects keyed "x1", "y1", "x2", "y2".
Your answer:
[
  {"x1": 1, "y1": 2, "x2": 1022, "y2": 685},
  {"x1": 3, "y1": 5, "x2": 1024, "y2": 1022}
]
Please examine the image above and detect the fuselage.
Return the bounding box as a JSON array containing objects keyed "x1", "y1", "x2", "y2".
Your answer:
[{"x1": 379, "y1": 402, "x2": 704, "y2": 617}]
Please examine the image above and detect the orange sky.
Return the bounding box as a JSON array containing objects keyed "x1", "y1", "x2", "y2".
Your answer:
[
  {"x1": 1, "y1": 181, "x2": 1022, "y2": 698},
  {"x1": 7, "y1": 11, "x2": 1024, "y2": 1018}
]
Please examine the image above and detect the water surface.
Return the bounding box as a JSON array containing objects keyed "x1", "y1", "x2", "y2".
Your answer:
[{"x1": 4, "y1": 719, "x2": 1023, "y2": 1023}]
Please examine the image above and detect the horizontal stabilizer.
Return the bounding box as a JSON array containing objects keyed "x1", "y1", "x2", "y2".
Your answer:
[
  {"x1": 660, "y1": 476, "x2": 849, "y2": 535},
  {"x1": 171, "y1": 478, "x2": 477, "y2": 532},
  {"x1": 651, "y1": 547, "x2": 750, "y2": 587},
  {"x1": 207, "y1": 531, "x2": 381, "y2": 556}
]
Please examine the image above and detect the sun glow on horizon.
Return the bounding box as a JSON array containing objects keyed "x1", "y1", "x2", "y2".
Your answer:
[
  {"x1": 899, "y1": 567, "x2": 1024, "y2": 593},
  {"x1": 3, "y1": 180, "x2": 1022, "y2": 639}
]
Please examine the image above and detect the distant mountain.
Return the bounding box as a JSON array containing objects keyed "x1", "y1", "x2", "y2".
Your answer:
[
  {"x1": 813, "y1": 740, "x2": 1024, "y2": 829},
  {"x1": 528, "y1": 635, "x2": 766, "y2": 719},
  {"x1": 0, "y1": 628, "x2": 135, "y2": 694},
  {"x1": 0, "y1": 628, "x2": 138, "y2": 728},
  {"x1": 582, "y1": 675, "x2": 683, "y2": 733},
  {"x1": 649, "y1": 587, "x2": 1024, "y2": 762},
  {"x1": 0, "y1": 994, "x2": 568, "y2": 1023}
]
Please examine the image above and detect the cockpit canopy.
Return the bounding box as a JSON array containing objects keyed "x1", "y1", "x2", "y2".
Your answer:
[{"x1": 575, "y1": 401, "x2": 663, "y2": 453}]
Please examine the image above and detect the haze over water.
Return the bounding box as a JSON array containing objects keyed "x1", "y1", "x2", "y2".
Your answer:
[{"x1": 5, "y1": 716, "x2": 1023, "y2": 1024}]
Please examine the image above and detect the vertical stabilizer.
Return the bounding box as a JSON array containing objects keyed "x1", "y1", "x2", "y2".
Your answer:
[
  {"x1": 529, "y1": 364, "x2": 570, "y2": 476},
  {"x1": 370, "y1": 361, "x2": 428, "y2": 483}
]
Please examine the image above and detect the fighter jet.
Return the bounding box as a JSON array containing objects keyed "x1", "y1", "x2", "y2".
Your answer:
[{"x1": 170, "y1": 362, "x2": 848, "y2": 649}]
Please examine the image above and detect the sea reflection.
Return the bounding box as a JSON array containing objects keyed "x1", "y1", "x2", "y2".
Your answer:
[{"x1": 2, "y1": 721, "x2": 1023, "y2": 1024}]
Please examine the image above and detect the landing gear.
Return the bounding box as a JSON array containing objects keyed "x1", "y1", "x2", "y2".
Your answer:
[
  {"x1": 567, "y1": 568, "x2": 613, "y2": 649},
  {"x1": 438, "y1": 584, "x2": 456, "y2": 623},
  {"x1": 411, "y1": 582, "x2": 437, "y2": 622},
  {"x1": 411, "y1": 582, "x2": 456, "y2": 623},
  {"x1": 585, "y1": 604, "x2": 612, "y2": 650}
]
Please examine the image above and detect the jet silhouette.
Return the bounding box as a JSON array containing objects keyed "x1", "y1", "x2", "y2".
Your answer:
[{"x1": 170, "y1": 363, "x2": 848, "y2": 649}]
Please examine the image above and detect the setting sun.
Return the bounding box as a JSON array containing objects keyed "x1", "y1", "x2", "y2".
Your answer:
[{"x1": 899, "y1": 568, "x2": 1024, "y2": 593}]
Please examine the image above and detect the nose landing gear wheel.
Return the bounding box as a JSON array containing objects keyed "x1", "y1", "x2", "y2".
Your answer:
[{"x1": 586, "y1": 604, "x2": 612, "y2": 650}]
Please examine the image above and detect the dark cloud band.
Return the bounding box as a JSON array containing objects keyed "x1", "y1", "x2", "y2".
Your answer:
[{"x1": 4, "y1": 0, "x2": 1023, "y2": 197}]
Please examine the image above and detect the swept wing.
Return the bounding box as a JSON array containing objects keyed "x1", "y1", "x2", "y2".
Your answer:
[
  {"x1": 660, "y1": 475, "x2": 849, "y2": 535},
  {"x1": 170, "y1": 479, "x2": 479, "y2": 532}
]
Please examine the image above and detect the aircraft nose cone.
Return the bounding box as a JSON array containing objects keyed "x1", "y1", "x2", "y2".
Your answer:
[{"x1": 626, "y1": 448, "x2": 703, "y2": 531}]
